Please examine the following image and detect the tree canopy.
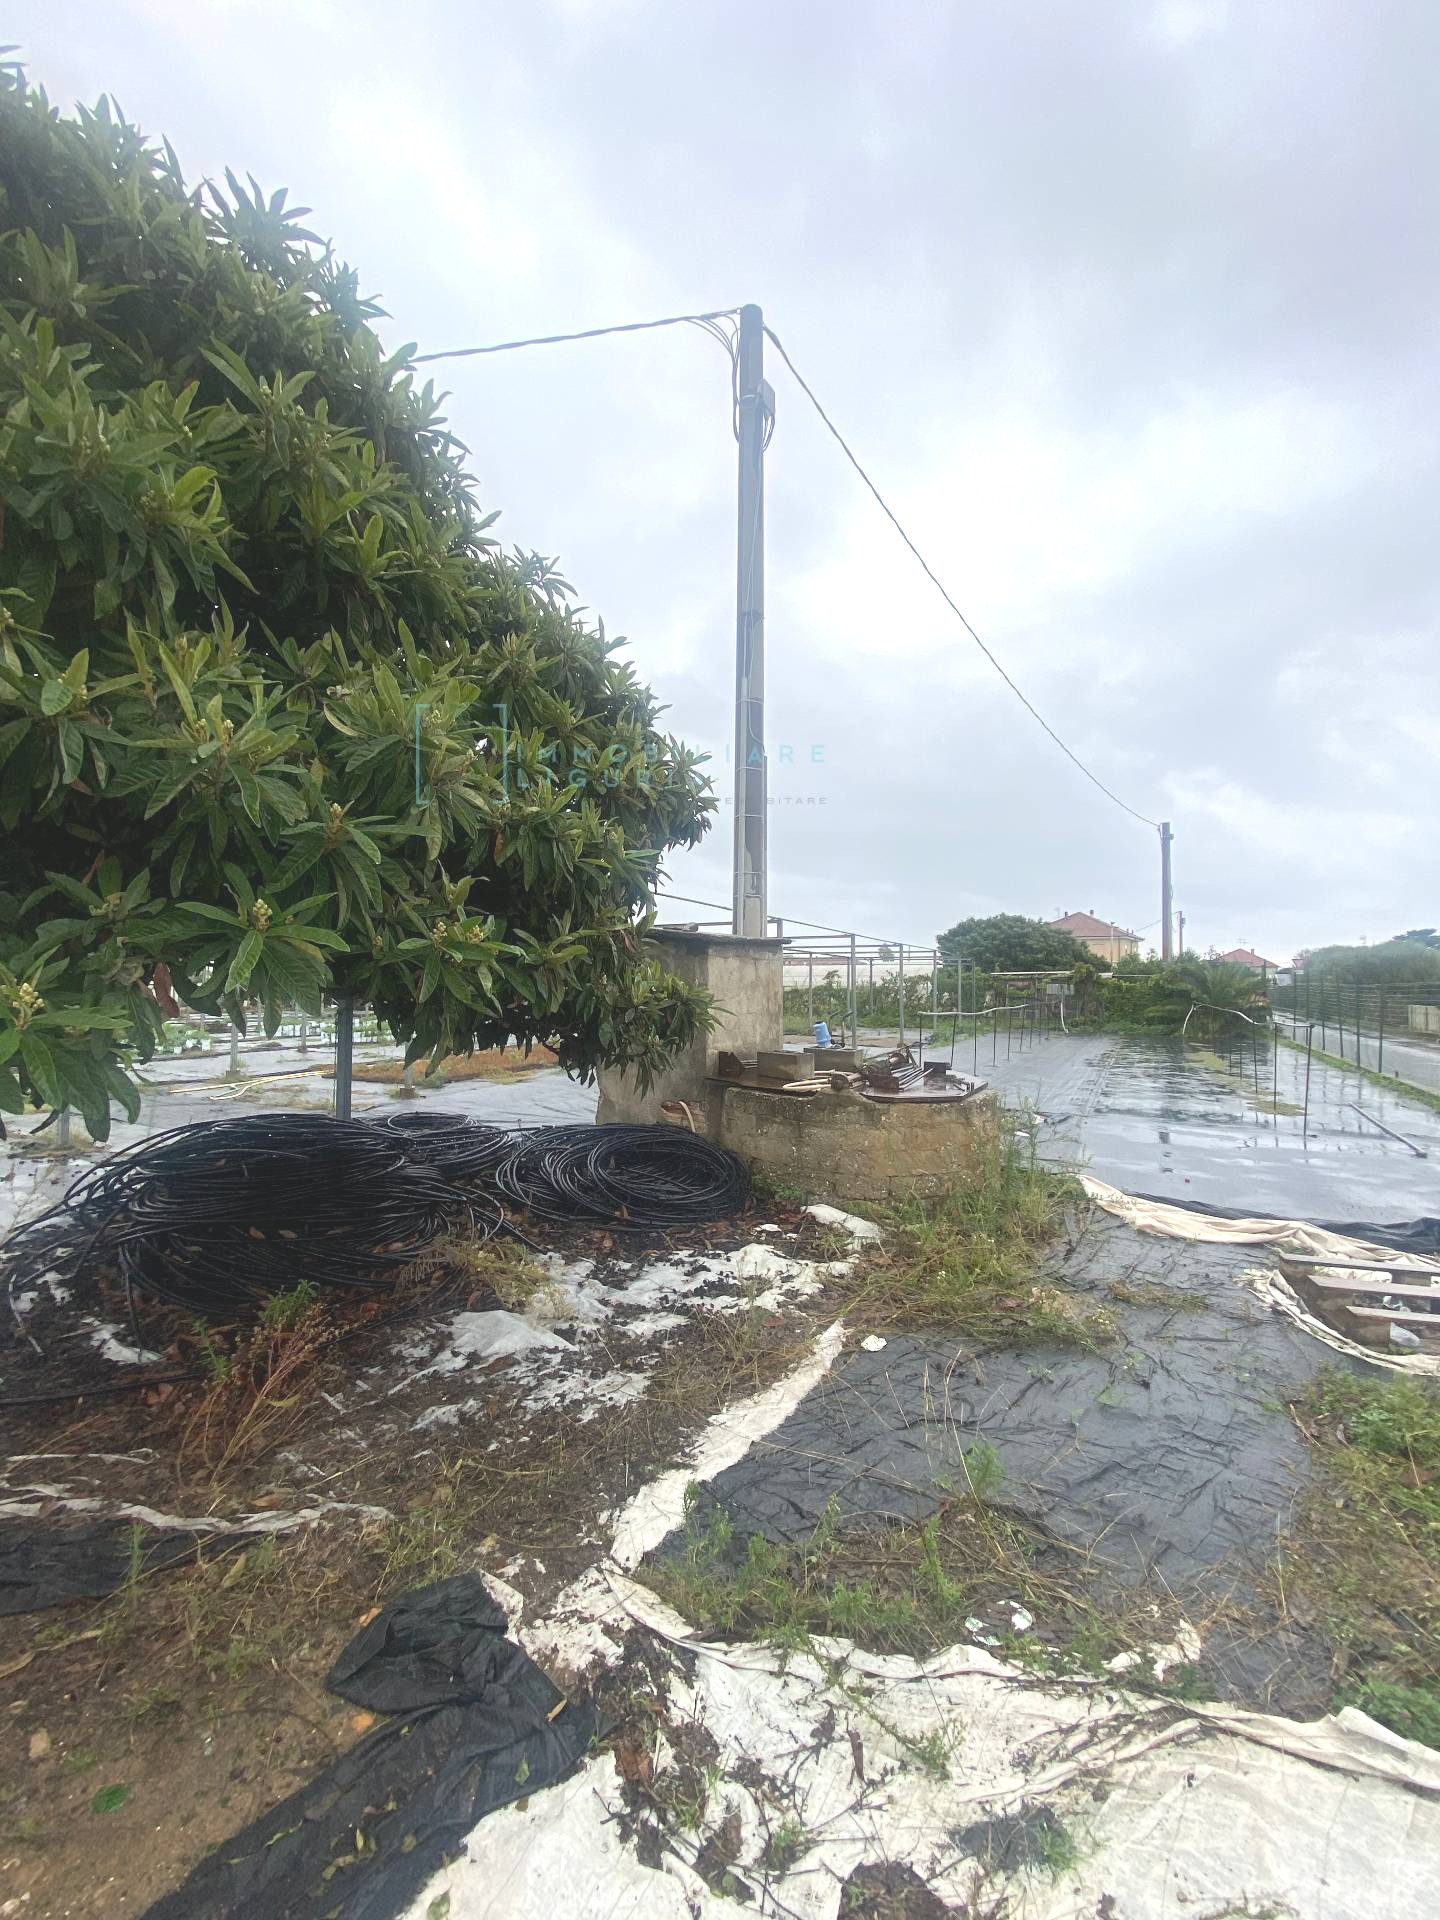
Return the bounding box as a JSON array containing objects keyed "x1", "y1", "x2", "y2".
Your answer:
[
  {"x1": 937, "y1": 913, "x2": 1092, "y2": 972},
  {"x1": 1298, "y1": 939, "x2": 1440, "y2": 985},
  {"x1": 0, "y1": 62, "x2": 715, "y2": 1137}
]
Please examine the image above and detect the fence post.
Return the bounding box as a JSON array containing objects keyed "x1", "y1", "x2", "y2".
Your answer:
[
  {"x1": 898, "y1": 943, "x2": 906, "y2": 1055},
  {"x1": 848, "y1": 934, "x2": 858, "y2": 1049},
  {"x1": 1302, "y1": 1023, "x2": 1314, "y2": 1141},
  {"x1": 1378, "y1": 988, "x2": 1385, "y2": 1075},
  {"x1": 333, "y1": 995, "x2": 354, "y2": 1120}
]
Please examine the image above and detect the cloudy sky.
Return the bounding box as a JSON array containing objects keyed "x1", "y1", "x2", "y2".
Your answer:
[{"x1": 14, "y1": 1, "x2": 1438, "y2": 963}]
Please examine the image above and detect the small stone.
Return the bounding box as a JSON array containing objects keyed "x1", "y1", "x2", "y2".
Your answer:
[{"x1": 28, "y1": 1727, "x2": 50, "y2": 1762}]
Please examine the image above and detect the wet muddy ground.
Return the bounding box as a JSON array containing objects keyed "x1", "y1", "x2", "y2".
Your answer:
[{"x1": 2, "y1": 1035, "x2": 1436, "y2": 1916}]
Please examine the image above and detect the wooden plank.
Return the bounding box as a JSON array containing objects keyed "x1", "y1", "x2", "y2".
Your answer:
[
  {"x1": 1281, "y1": 1253, "x2": 1440, "y2": 1278},
  {"x1": 1304, "y1": 1275, "x2": 1440, "y2": 1301},
  {"x1": 1343, "y1": 1304, "x2": 1440, "y2": 1327}
]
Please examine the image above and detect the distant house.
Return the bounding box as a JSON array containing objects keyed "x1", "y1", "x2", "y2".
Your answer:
[
  {"x1": 1220, "y1": 947, "x2": 1277, "y2": 975},
  {"x1": 1049, "y1": 910, "x2": 1140, "y2": 965}
]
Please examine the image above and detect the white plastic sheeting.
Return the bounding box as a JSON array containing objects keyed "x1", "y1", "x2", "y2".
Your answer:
[
  {"x1": 404, "y1": 1308, "x2": 1440, "y2": 1920},
  {"x1": 1079, "y1": 1175, "x2": 1440, "y2": 1376}
]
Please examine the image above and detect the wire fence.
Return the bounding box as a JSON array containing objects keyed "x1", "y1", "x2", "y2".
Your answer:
[{"x1": 1270, "y1": 975, "x2": 1440, "y2": 1096}]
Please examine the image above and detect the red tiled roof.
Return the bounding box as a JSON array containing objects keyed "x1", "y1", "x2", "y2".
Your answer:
[
  {"x1": 1049, "y1": 912, "x2": 1138, "y2": 939},
  {"x1": 1220, "y1": 947, "x2": 1277, "y2": 967}
]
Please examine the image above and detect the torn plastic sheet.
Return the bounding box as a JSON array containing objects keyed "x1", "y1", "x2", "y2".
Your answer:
[
  {"x1": 143, "y1": 1575, "x2": 597, "y2": 1920},
  {"x1": 406, "y1": 1340, "x2": 1440, "y2": 1920},
  {"x1": 1133, "y1": 1189, "x2": 1440, "y2": 1258},
  {"x1": 1082, "y1": 1175, "x2": 1440, "y2": 1377},
  {"x1": 0, "y1": 1497, "x2": 391, "y2": 1614}
]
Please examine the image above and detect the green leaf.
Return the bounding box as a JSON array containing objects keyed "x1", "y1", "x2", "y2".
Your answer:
[
  {"x1": 90, "y1": 1784, "x2": 130, "y2": 1815},
  {"x1": 40, "y1": 679, "x2": 71, "y2": 716},
  {"x1": 19, "y1": 1031, "x2": 58, "y2": 1104},
  {"x1": 225, "y1": 930, "x2": 264, "y2": 993}
]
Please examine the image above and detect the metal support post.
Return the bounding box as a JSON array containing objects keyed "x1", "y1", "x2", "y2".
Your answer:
[
  {"x1": 1378, "y1": 989, "x2": 1386, "y2": 1075},
  {"x1": 732, "y1": 303, "x2": 769, "y2": 936},
  {"x1": 897, "y1": 943, "x2": 905, "y2": 1055},
  {"x1": 333, "y1": 995, "x2": 354, "y2": 1120},
  {"x1": 847, "y1": 934, "x2": 858, "y2": 1048},
  {"x1": 1302, "y1": 1024, "x2": 1314, "y2": 1141},
  {"x1": 807, "y1": 954, "x2": 814, "y2": 1031}
]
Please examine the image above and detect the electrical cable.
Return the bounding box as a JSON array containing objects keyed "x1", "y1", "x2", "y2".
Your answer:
[
  {"x1": 761, "y1": 322, "x2": 1160, "y2": 830},
  {"x1": 411, "y1": 307, "x2": 741, "y2": 366}
]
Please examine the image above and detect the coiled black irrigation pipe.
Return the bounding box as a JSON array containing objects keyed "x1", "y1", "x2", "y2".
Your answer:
[{"x1": 2, "y1": 1114, "x2": 751, "y2": 1335}]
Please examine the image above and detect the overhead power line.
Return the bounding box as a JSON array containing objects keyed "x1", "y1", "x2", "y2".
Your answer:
[
  {"x1": 761, "y1": 324, "x2": 1159, "y2": 830},
  {"x1": 406, "y1": 303, "x2": 1157, "y2": 829},
  {"x1": 412, "y1": 307, "x2": 740, "y2": 365}
]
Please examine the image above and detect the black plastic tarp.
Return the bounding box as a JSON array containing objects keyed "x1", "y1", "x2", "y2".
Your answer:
[
  {"x1": 0, "y1": 1518, "x2": 244, "y2": 1615},
  {"x1": 677, "y1": 1217, "x2": 1356, "y2": 1712},
  {"x1": 1130, "y1": 1190, "x2": 1440, "y2": 1257},
  {"x1": 143, "y1": 1574, "x2": 597, "y2": 1920}
]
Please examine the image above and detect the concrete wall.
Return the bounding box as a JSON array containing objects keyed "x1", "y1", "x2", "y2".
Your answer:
[
  {"x1": 596, "y1": 930, "x2": 784, "y2": 1125},
  {"x1": 716, "y1": 1082, "x2": 997, "y2": 1204}
]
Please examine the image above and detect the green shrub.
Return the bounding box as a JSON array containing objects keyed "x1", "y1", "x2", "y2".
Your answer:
[{"x1": 0, "y1": 61, "x2": 713, "y2": 1134}]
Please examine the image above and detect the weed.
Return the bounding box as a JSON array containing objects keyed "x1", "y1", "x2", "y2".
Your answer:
[
  {"x1": 1279, "y1": 1372, "x2": 1440, "y2": 1747},
  {"x1": 1107, "y1": 1278, "x2": 1206, "y2": 1311},
  {"x1": 838, "y1": 1113, "x2": 1107, "y2": 1347},
  {"x1": 177, "y1": 1292, "x2": 336, "y2": 1476},
  {"x1": 61, "y1": 1748, "x2": 99, "y2": 1776},
  {"x1": 1035, "y1": 1817, "x2": 1081, "y2": 1877},
  {"x1": 761, "y1": 1816, "x2": 811, "y2": 1873},
  {"x1": 1346, "y1": 1677, "x2": 1440, "y2": 1748},
  {"x1": 372, "y1": 1464, "x2": 485, "y2": 1596},
  {"x1": 260, "y1": 1278, "x2": 319, "y2": 1331},
  {"x1": 193, "y1": 1322, "x2": 232, "y2": 1383},
  {"x1": 123, "y1": 1686, "x2": 182, "y2": 1726}
]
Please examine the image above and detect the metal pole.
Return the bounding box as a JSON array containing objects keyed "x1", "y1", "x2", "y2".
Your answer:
[
  {"x1": 807, "y1": 954, "x2": 813, "y2": 1032},
  {"x1": 1159, "y1": 821, "x2": 1174, "y2": 961},
  {"x1": 298, "y1": 1011, "x2": 309, "y2": 1055},
  {"x1": 972, "y1": 966, "x2": 979, "y2": 1076},
  {"x1": 333, "y1": 995, "x2": 354, "y2": 1120},
  {"x1": 848, "y1": 933, "x2": 857, "y2": 1049},
  {"x1": 1378, "y1": 988, "x2": 1385, "y2": 1075},
  {"x1": 228, "y1": 1024, "x2": 241, "y2": 1077},
  {"x1": 732, "y1": 303, "x2": 769, "y2": 937},
  {"x1": 930, "y1": 950, "x2": 938, "y2": 1045},
  {"x1": 868, "y1": 955, "x2": 874, "y2": 1023},
  {"x1": 898, "y1": 943, "x2": 906, "y2": 1055},
  {"x1": 1177, "y1": 910, "x2": 1185, "y2": 958},
  {"x1": 1302, "y1": 1023, "x2": 1313, "y2": 1142}
]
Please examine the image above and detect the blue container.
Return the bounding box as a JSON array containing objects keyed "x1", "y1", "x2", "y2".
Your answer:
[{"x1": 813, "y1": 1021, "x2": 833, "y2": 1048}]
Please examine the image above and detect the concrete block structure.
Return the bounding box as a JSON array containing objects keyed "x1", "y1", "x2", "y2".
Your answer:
[
  {"x1": 718, "y1": 1081, "x2": 996, "y2": 1204},
  {"x1": 595, "y1": 930, "x2": 785, "y2": 1125}
]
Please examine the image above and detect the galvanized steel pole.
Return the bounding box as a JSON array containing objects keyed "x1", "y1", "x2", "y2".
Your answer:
[
  {"x1": 333, "y1": 995, "x2": 354, "y2": 1120},
  {"x1": 732, "y1": 304, "x2": 769, "y2": 936},
  {"x1": 1160, "y1": 821, "x2": 1174, "y2": 961}
]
